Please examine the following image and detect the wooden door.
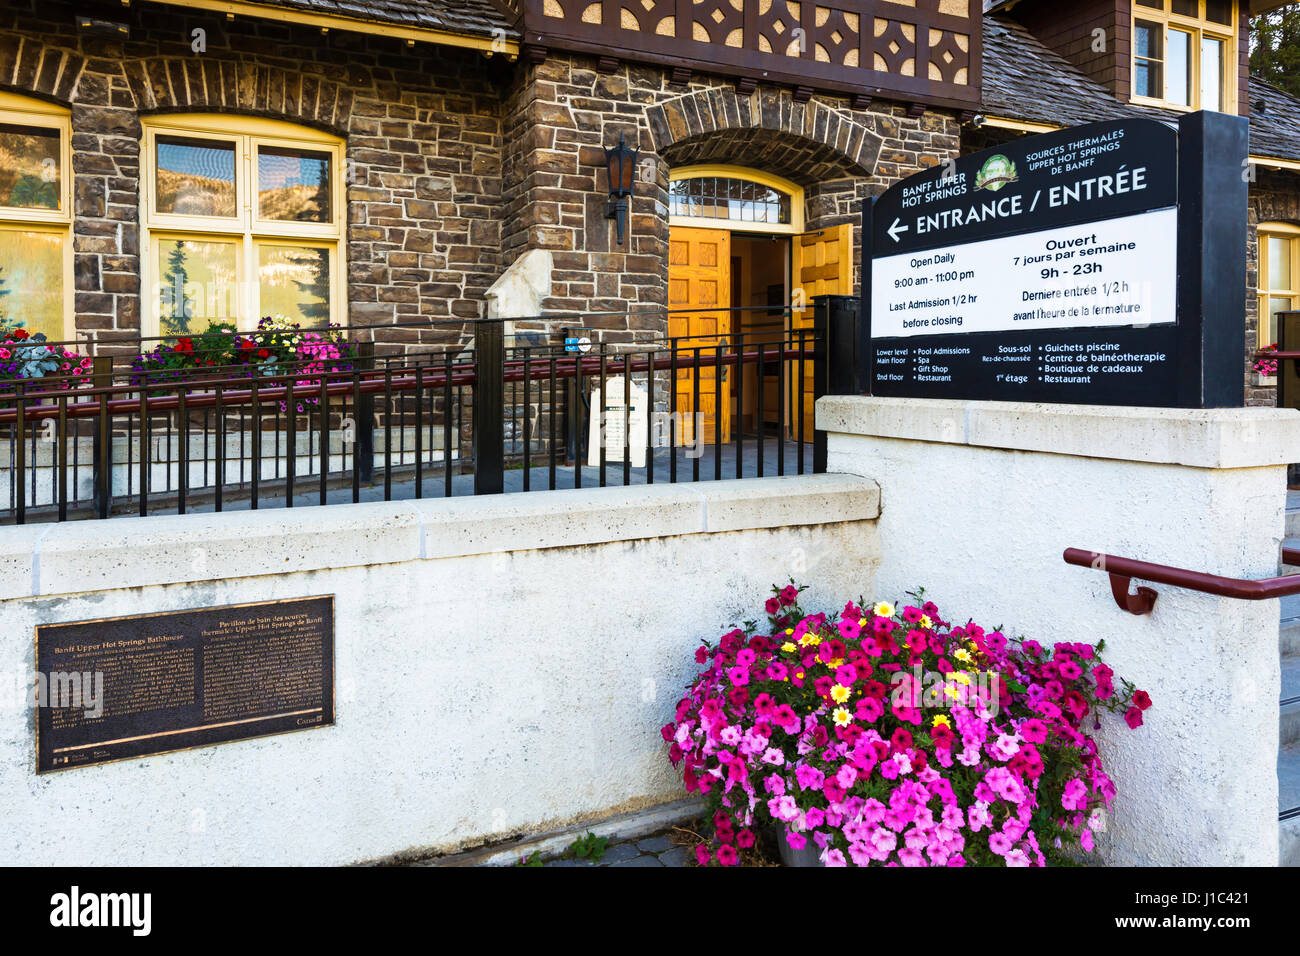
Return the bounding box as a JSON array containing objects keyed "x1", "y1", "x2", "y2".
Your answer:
[
  {"x1": 668, "y1": 226, "x2": 731, "y2": 445},
  {"x1": 790, "y1": 223, "x2": 852, "y2": 441}
]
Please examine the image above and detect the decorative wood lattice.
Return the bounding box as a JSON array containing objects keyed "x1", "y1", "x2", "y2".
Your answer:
[{"x1": 525, "y1": 0, "x2": 979, "y2": 110}]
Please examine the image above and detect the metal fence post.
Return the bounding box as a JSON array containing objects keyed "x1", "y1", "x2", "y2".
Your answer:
[
  {"x1": 474, "y1": 320, "x2": 505, "y2": 495},
  {"x1": 356, "y1": 341, "x2": 375, "y2": 483},
  {"x1": 92, "y1": 355, "x2": 113, "y2": 518},
  {"x1": 812, "y1": 294, "x2": 860, "y2": 473}
]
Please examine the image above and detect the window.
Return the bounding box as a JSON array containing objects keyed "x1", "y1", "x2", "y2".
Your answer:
[
  {"x1": 141, "y1": 115, "x2": 344, "y2": 336},
  {"x1": 1257, "y1": 223, "x2": 1300, "y2": 350},
  {"x1": 0, "y1": 92, "x2": 72, "y2": 342},
  {"x1": 1132, "y1": 0, "x2": 1236, "y2": 113},
  {"x1": 667, "y1": 165, "x2": 804, "y2": 235}
]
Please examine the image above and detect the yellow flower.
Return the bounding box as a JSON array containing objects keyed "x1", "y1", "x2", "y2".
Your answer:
[
  {"x1": 944, "y1": 686, "x2": 962, "y2": 700},
  {"x1": 873, "y1": 601, "x2": 895, "y2": 618},
  {"x1": 799, "y1": 633, "x2": 821, "y2": 647},
  {"x1": 932, "y1": 714, "x2": 951, "y2": 729},
  {"x1": 832, "y1": 707, "x2": 853, "y2": 727},
  {"x1": 858, "y1": 618, "x2": 868, "y2": 628},
  {"x1": 795, "y1": 671, "x2": 805, "y2": 680},
  {"x1": 831, "y1": 683, "x2": 852, "y2": 704},
  {"x1": 948, "y1": 672, "x2": 972, "y2": 686},
  {"x1": 919, "y1": 614, "x2": 932, "y2": 629},
  {"x1": 953, "y1": 649, "x2": 973, "y2": 663},
  {"x1": 827, "y1": 658, "x2": 844, "y2": 669},
  {"x1": 781, "y1": 642, "x2": 797, "y2": 654}
]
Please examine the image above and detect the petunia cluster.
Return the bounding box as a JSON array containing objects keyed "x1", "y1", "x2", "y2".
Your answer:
[{"x1": 664, "y1": 585, "x2": 1151, "y2": 867}]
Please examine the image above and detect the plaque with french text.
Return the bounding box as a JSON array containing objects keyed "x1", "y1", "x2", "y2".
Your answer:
[{"x1": 35, "y1": 596, "x2": 334, "y2": 773}]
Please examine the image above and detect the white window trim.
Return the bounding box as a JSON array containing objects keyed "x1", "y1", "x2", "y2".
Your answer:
[
  {"x1": 1130, "y1": 0, "x2": 1238, "y2": 114},
  {"x1": 0, "y1": 91, "x2": 74, "y2": 342},
  {"x1": 668, "y1": 164, "x2": 806, "y2": 235},
  {"x1": 140, "y1": 114, "x2": 346, "y2": 337}
]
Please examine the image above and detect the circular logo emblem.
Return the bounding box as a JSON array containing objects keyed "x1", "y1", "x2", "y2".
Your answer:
[{"x1": 975, "y1": 154, "x2": 1018, "y2": 192}]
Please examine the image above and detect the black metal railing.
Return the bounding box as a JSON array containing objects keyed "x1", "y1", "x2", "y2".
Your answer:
[{"x1": 0, "y1": 296, "x2": 857, "y2": 523}]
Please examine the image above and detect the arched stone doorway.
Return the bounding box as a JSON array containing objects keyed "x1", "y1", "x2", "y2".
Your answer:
[{"x1": 659, "y1": 122, "x2": 874, "y2": 443}]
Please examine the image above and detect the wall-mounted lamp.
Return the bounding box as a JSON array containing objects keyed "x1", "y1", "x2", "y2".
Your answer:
[{"x1": 604, "y1": 132, "x2": 638, "y2": 246}]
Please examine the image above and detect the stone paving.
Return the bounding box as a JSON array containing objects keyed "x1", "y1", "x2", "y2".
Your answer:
[{"x1": 542, "y1": 830, "x2": 693, "y2": 867}]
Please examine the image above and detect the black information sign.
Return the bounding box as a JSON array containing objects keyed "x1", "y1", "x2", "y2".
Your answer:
[
  {"x1": 863, "y1": 110, "x2": 1248, "y2": 407},
  {"x1": 35, "y1": 596, "x2": 334, "y2": 773}
]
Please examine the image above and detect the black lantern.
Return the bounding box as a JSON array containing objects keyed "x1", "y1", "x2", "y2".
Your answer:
[{"x1": 604, "y1": 132, "x2": 638, "y2": 246}]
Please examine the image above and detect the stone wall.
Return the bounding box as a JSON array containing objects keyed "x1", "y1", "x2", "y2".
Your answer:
[
  {"x1": 501, "y1": 52, "x2": 962, "y2": 342},
  {"x1": 0, "y1": 474, "x2": 881, "y2": 865},
  {"x1": 1248, "y1": 167, "x2": 1300, "y2": 407},
  {"x1": 823, "y1": 394, "x2": 1298, "y2": 865},
  {"x1": 0, "y1": 0, "x2": 508, "y2": 354}
]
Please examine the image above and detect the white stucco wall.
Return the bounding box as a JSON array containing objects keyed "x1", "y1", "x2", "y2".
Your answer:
[
  {"x1": 0, "y1": 475, "x2": 880, "y2": 866},
  {"x1": 821, "y1": 395, "x2": 1300, "y2": 866}
]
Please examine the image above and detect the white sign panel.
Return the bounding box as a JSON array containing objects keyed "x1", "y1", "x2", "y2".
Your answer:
[
  {"x1": 587, "y1": 377, "x2": 648, "y2": 468},
  {"x1": 871, "y1": 206, "x2": 1177, "y2": 339}
]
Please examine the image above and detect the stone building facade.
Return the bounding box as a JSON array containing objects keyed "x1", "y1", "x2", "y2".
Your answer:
[
  {"x1": 0, "y1": 0, "x2": 1295, "y2": 405},
  {"x1": 502, "y1": 52, "x2": 959, "y2": 340}
]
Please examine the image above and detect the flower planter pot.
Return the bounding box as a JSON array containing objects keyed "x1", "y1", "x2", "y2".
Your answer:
[{"x1": 774, "y1": 830, "x2": 822, "y2": 867}]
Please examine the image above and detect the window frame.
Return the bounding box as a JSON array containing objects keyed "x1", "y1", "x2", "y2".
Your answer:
[
  {"x1": 668, "y1": 165, "x2": 805, "y2": 235},
  {"x1": 0, "y1": 91, "x2": 74, "y2": 342},
  {"x1": 1130, "y1": 0, "x2": 1238, "y2": 114},
  {"x1": 140, "y1": 114, "x2": 346, "y2": 337},
  {"x1": 1257, "y1": 221, "x2": 1300, "y2": 352}
]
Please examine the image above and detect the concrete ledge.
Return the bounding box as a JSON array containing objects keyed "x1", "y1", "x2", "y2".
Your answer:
[
  {"x1": 0, "y1": 474, "x2": 880, "y2": 601},
  {"x1": 818, "y1": 395, "x2": 1300, "y2": 469}
]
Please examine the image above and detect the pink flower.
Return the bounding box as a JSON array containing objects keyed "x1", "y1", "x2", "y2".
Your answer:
[
  {"x1": 1062, "y1": 778, "x2": 1087, "y2": 811},
  {"x1": 695, "y1": 845, "x2": 711, "y2": 866},
  {"x1": 1018, "y1": 719, "x2": 1049, "y2": 744},
  {"x1": 988, "y1": 832, "x2": 1012, "y2": 856},
  {"x1": 897, "y1": 847, "x2": 925, "y2": 866},
  {"x1": 869, "y1": 826, "x2": 897, "y2": 856},
  {"x1": 795, "y1": 764, "x2": 825, "y2": 791},
  {"x1": 716, "y1": 844, "x2": 739, "y2": 866},
  {"x1": 1124, "y1": 705, "x2": 1144, "y2": 729},
  {"x1": 823, "y1": 848, "x2": 847, "y2": 867}
]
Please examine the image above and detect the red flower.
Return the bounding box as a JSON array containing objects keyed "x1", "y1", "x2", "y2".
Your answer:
[
  {"x1": 239, "y1": 339, "x2": 255, "y2": 351},
  {"x1": 1132, "y1": 690, "x2": 1152, "y2": 711},
  {"x1": 174, "y1": 337, "x2": 194, "y2": 353},
  {"x1": 257, "y1": 348, "x2": 271, "y2": 359}
]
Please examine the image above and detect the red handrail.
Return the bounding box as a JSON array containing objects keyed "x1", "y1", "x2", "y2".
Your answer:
[
  {"x1": 1064, "y1": 547, "x2": 1300, "y2": 615},
  {"x1": 0, "y1": 345, "x2": 812, "y2": 425}
]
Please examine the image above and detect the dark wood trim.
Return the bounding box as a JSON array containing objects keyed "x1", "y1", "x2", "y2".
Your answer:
[{"x1": 521, "y1": 0, "x2": 981, "y2": 112}]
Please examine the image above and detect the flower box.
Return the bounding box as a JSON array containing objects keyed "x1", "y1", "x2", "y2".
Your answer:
[{"x1": 666, "y1": 584, "x2": 1151, "y2": 867}]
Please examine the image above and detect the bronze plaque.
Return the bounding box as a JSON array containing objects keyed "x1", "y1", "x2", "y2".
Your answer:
[{"x1": 35, "y1": 596, "x2": 334, "y2": 773}]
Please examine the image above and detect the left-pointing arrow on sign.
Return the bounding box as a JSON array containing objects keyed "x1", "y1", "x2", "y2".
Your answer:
[{"x1": 887, "y1": 218, "x2": 909, "y2": 243}]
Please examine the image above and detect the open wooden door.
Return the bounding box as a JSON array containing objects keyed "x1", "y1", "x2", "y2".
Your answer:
[
  {"x1": 668, "y1": 226, "x2": 732, "y2": 445},
  {"x1": 790, "y1": 223, "x2": 852, "y2": 441}
]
